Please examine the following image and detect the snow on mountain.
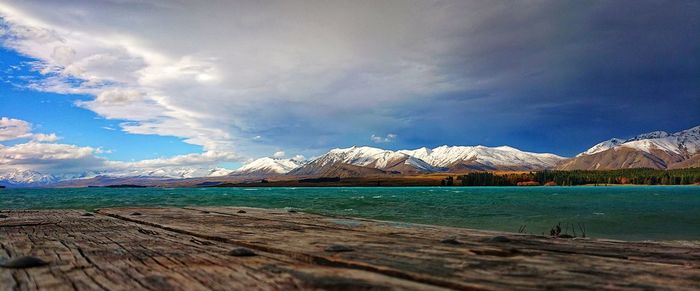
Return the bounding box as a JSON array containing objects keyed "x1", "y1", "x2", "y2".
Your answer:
[
  {"x1": 579, "y1": 125, "x2": 700, "y2": 156},
  {"x1": 0, "y1": 166, "x2": 233, "y2": 187},
  {"x1": 626, "y1": 131, "x2": 670, "y2": 142},
  {"x1": 207, "y1": 168, "x2": 234, "y2": 177},
  {"x1": 318, "y1": 146, "x2": 432, "y2": 169},
  {"x1": 674, "y1": 125, "x2": 700, "y2": 154},
  {"x1": 0, "y1": 169, "x2": 59, "y2": 186},
  {"x1": 317, "y1": 146, "x2": 398, "y2": 167},
  {"x1": 402, "y1": 155, "x2": 437, "y2": 172},
  {"x1": 291, "y1": 145, "x2": 562, "y2": 176},
  {"x1": 290, "y1": 146, "x2": 439, "y2": 176},
  {"x1": 399, "y1": 145, "x2": 565, "y2": 169},
  {"x1": 0, "y1": 169, "x2": 105, "y2": 187},
  {"x1": 121, "y1": 167, "x2": 234, "y2": 178},
  {"x1": 561, "y1": 125, "x2": 700, "y2": 170},
  {"x1": 231, "y1": 157, "x2": 306, "y2": 175},
  {"x1": 577, "y1": 138, "x2": 626, "y2": 156}
]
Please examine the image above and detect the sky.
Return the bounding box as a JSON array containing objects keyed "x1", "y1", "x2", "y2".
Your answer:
[{"x1": 0, "y1": 0, "x2": 699, "y2": 177}]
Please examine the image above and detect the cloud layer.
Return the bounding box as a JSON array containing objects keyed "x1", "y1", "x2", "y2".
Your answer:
[
  {"x1": 1, "y1": 0, "x2": 698, "y2": 168},
  {"x1": 371, "y1": 134, "x2": 397, "y2": 144},
  {"x1": 0, "y1": 1, "x2": 471, "y2": 157},
  {"x1": 0, "y1": 117, "x2": 237, "y2": 177},
  {"x1": 0, "y1": 117, "x2": 59, "y2": 142}
]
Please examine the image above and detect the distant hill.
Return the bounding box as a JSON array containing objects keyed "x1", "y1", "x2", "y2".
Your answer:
[
  {"x1": 49, "y1": 176, "x2": 177, "y2": 188},
  {"x1": 0, "y1": 169, "x2": 103, "y2": 188},
  {"x1": 0, "y1": 167, "x2": 233, "y2": 188},
  {"x1": 559, "y1": 125, "x2": 700, "y2": 170}
]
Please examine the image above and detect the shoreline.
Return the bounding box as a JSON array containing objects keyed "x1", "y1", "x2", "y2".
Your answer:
[
  {"x1": 3, "y1": 205, "x2": 698, "y2": 243},
  {"x1": 2, "y1": 184, "x2": 699, "y2": 190},
  {"x1": 3, "y1": 186, "x2": 699, "y2": 242}
]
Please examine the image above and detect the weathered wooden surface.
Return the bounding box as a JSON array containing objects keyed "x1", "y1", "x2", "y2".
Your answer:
[
  {"x1": 0, "y1": 209, "x2": 445, "y2": 291},
  {"x1": 1, "y1": 207, "x2": 699, "y2": 290},
  {"x1": 188, "y1": 207, "x2": 700, "y2": 266}
]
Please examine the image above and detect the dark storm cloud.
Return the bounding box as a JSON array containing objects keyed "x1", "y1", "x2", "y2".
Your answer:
[{"x1": 386, "y1": 1, "x2": 700, "y2": 156}]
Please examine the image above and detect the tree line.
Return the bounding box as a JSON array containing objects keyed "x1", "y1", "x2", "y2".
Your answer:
[{"x1": 459, "y1": 168, "x2": 700, "y2": 186}]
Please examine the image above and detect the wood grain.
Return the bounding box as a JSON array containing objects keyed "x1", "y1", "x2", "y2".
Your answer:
[
  {"x1": 0, "y1": 209, "x2": 445, "y2": 291},
  {"x1": 1, "y1": 207, "x2": 699, "y2": 290}
]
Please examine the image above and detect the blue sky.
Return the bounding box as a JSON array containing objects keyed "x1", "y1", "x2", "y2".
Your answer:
[
  {"x1": 1, "y1": 48, "x2": 204, "y2": 161},
  {"x1": 0, "y1": 1, "x2": 698, "y2": 176}
]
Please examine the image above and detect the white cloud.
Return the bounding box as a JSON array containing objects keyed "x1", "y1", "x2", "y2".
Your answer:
[
  {"x1": 371, "y1": 133, "x2": 397, "y2": 143},
  {"x1": 0, "y1": 141, "x2": 104, "y2": 174},
  {"x1": 31, "y1": 133, "x2": 59, "y2": 142},
  {"x1": 0, "y1": 140, "x2": 239, "y2": 178},
  {"x1": 0, "y1": 1, "x2": 473, "y2": 159},
  {"x1": 0, "y1": 117, "x2": 60, "y2": 142},
  {"x1": 105, "y1": 150, "x2": 239, "y2": 178},
  {"x1": 111, "y1": 151, "x2": 237, "y2": 170},
  {"x1": 0, "y1": 118, "x2": 238, "y2": 178},
  {"x1": 0, "y1": 117, "x2": 32, "y2": 141},
  {"x1": 272, "y1": 150, "x2": 286, "y2": 158},
  {"x1": 92, "y1": 89, "x2": 143, "y2": 106}
]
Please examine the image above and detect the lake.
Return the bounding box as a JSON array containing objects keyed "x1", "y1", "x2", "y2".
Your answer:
[{"x1": 2, "y1": 186, "x2": 698, "y2": 241}]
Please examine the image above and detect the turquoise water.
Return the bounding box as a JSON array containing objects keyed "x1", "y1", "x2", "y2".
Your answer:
[{"x1": 2, "y1": 186, "x2": 698, "y2": 241}]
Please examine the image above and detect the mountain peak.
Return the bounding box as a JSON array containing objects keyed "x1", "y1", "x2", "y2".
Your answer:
[
  {"x1": 628, "y1": 131, "x2": 669, "y2": 142},
  {"x1": 494, "y1": 145, "x2": 518, "y2": 152},
  {"x1": 0, "y1": 169, "x2": 58, "y2": 186},
  {"x1": 674, "y1": 125, "x2": 700, "y2": 137},
  {"x1": 232, "y1": 157, "x2": 306, "y2": 176},
  {"x1": 577, "y1": 138, "x2": 626, "y2": 156},
  {"x1": 293, "y1": 144, "x2": 565, "y2": 177},
  {"x1": 564, "y1": 124, "x2": 700, "y2": 170}
]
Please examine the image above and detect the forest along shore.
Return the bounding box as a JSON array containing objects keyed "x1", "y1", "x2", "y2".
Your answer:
[{"x1": 1, "y1": 207, "x2": 699, "y2": 290}]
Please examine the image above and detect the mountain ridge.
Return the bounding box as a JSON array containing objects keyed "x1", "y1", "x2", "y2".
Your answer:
[
  {"x1": 4, "y1": 124, "x2": 699, "y2": 187},
  {"x1": 276, "y1": 145, "x2": 564, "y2": 177},
  {"x1": 559, "y1": 125, "x2": 700, "y2": 170}
]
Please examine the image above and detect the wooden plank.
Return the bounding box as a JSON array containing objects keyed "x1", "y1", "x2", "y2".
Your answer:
[
  {"x1": 188, "y1": 206, "x2": 700, "y2": 266},
  {"x1": 0, "y1": 210, "x2": 448, "y2": 291},
  {"x1": 99, "y1": 207, "x2": 700, "y2": 290}
]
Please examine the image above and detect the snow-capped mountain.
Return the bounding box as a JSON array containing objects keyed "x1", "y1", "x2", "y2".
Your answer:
[
  {"x1": 230, "y1": 157, "x2": 306, "y2": 176},
  {"x1": 577, "y1": 138, "x2": 626, "y2": 156},
  {"x1": 0, "y1": 169, "x2": 105, "y2": 187},
  {"x1": 399, "y1": 145, "x2": 565, "y2": 170},
  {"x1": 0, "y1": 169, "x2": 60, "y2": 186},
  {"x1": 0, "y1": 166, "x2": 233, "y2": 187},
  {"x1": 625, "y1": 131, "x2": 671, "y2": 142},
  {"x1": 619, "y1": 126, "x2": 700, "y2": 155},
  {"x1": 560, "y1": 125, "x2": 700, "y2": 170},
  {"x1": 290, "y1": 145, "x2": 563, "y2": 177},
  {"x1": 577, "y1": 127, "x2": 699, "y2": 157},
  {"x1": 289, "y1": 146, "x2": 437, "y2": 177},
  {"x1": 315, "y1": 146, "x2": 434, "y2": 170},
  {"x1": 13, "y1": 126, "x2": 698, "y2": 187},
  {"x1": 119, "y1": 167, "x2": 233, "y2": 179}
]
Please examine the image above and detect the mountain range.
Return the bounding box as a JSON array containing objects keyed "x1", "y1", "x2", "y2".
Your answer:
[
  {"x1": 2, "y1": 125, "x2": 699, "y2": 187},
  {"x1": 558, "y1": 125, "x2": 700, "y2": 170},
  {"x1": 0, "y1": 170, "x2": 104, "y2": 188},
  {"x1": 286, "y1": 145, "x2": 565, "y2": 177}
]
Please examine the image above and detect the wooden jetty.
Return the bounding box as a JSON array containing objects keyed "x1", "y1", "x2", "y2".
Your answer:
[{"x1": 1, "y1": 207, "x2": 699, "y2": 290}]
